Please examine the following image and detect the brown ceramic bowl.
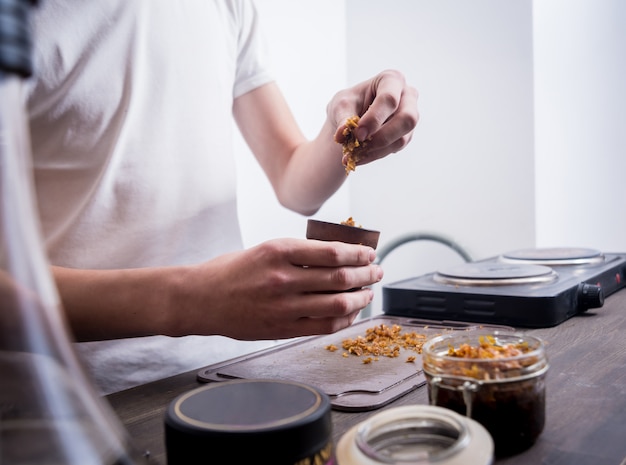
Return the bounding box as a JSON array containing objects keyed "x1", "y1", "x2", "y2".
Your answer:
[{"x1": 306, "y1": 219, "x2": 380, "y2": 249}]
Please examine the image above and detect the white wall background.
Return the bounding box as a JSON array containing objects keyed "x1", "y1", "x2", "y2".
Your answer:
[
  {"x1": 344, "y1": 0, "x2": 536, "y2": 315},
  {"x1": 238, "y1": 1, "x2": 625, "y2": 316},
  {"x1": 533, "y1": 0, "x2": 626, "y2": 252}
]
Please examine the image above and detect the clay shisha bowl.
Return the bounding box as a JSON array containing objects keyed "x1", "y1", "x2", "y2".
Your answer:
[{"x1": 306, "y1": 219, "x2": 380, "y2": 249}]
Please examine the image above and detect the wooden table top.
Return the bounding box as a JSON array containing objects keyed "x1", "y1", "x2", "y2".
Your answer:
[{"x1": 107, "y1": 289, "x2": 626, "y2": 464}]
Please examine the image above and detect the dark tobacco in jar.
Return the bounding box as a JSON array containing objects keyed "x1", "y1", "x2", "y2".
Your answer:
[{"x1": 422, "y1": 331, "x2": 549, "y2": 457}]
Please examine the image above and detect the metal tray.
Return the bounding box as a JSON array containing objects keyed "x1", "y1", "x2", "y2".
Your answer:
[{"x1": 197, "y1": 315, "x2": 513, "y2": 412}]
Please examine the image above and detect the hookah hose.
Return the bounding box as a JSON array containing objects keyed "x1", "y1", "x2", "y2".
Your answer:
[{"x1": 0, "y1": 0, "x2": 37, "y2": 77}]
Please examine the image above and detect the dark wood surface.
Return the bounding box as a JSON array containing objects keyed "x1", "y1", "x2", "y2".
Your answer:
[{"x1": 107, "y1": 290, "x2": 626, "y2": 465}]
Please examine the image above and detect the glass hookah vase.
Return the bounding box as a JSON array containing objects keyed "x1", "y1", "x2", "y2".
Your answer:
[{"x1": 0, "y1": 1, "x2": 148, "y2": 463}]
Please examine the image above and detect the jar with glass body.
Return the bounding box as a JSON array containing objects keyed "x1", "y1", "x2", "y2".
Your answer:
[
  {"x1": 335, "y1": 405, "x2": 493, "y2": 465},
  {"x1": 422, "y1": 331, "x2": 548, "y2": 457},
  {"x1": 1, "y1": 1, "x2": 149, "y2": 462}
]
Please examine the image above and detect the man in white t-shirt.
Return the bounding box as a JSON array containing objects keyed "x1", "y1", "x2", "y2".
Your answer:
[{"x1": 27, "y1": 0, "x2": 419, "y2": 395}]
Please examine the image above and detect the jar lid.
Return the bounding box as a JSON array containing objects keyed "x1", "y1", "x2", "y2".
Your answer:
[
  {"x1": 164, "y1": 379, "x2": 332, "y2": 464},
  {"x1": 336, "y1": 405, "x2": 493, "y2": 465}
]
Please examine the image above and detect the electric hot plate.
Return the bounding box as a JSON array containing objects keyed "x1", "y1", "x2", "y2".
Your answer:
[{"x1": 382, "y1": 247, "x2": 626, "y2": 327}]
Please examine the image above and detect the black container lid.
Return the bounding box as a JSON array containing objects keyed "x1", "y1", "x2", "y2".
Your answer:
[{"x1": 165, "y1": 379, "x2": 332, "y2": 464}]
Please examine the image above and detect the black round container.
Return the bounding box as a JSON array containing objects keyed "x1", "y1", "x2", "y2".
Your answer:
[{"x1": 164, "y1": 379, "x2": 334, "y2": 465}]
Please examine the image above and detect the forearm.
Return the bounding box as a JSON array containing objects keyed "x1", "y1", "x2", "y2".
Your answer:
[
  {"x1": 52, "y1": 265, "x2": 188, "y2": 342},
  {"x1": 233, "y1": 83, "x2": 349, "y2": 217},
  {"x1": 51, "y1": 239, "x2": 382, "y2": 344},
  {"x1": 275, "y1": 118, "x2": 348, "y2": 215}
]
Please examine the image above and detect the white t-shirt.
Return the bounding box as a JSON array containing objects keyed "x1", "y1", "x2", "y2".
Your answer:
[{"x1": 27, "y1": 0, "x2": 279, "y2": 395}]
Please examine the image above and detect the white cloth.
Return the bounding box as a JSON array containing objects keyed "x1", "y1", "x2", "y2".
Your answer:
[{"x1": 27, "y1": 0, "x2": 279, "y2": 395}]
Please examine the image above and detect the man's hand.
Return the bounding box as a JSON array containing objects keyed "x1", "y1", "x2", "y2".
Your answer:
[
  {"x1": 175, "y1": 238, "x2": 383, "y2": 340},
  {"x1": 331, "y1": 69, "x2": 419, "y2": 169}
]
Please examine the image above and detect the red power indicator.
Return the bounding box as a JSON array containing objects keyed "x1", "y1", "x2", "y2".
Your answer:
[{"x1": 616, "y1": 273, "x2": 622, "y2": 284}]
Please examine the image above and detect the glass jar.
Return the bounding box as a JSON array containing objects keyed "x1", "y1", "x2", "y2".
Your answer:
[
  {"x1": 335, "y1": 405, "x2": 493, "y2": 465},
  {"x1": 422, "y1": 331, "x2": 548, "y2": 457},
  {"x1": 0, "y1": 2, "x2": 149, "y2": 462}
]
